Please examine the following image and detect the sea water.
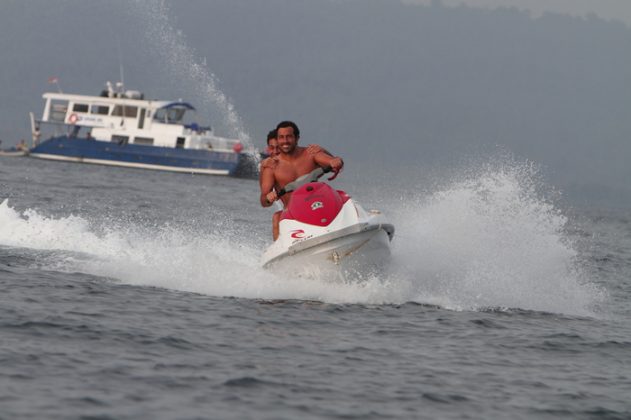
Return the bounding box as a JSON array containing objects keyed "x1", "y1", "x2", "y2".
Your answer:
[{"x1": 1, "y1": 156, "x2": 629, "y2": 419}]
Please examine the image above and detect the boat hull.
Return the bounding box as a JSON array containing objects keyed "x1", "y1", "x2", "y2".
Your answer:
[
  {"x1": 29, "y1": 136, "x2": 242, "y2": 175},
  {"x1": 0, "y1": 150, "x2": 29, "y2": 157},
  {"x1": 262, "y1": 224, "x2": 393, "y2": 276}
]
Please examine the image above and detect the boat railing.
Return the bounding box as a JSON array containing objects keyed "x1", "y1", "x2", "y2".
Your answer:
[
  {"x1": 33, "y1": 120, "x2": 90, "y2": 141},
  {"x1": 206, "y1": 136, "x2": 241, "y2": 151},
  {"x1": 32, "y1": 119, "x2": 242, "y2": 152}
]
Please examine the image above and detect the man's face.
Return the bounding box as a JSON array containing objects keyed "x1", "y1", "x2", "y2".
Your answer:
[
  {"x1": 266, "y1": 138, "x2": 279, "y2": 157},
  {"x1": 277, "y1": 127, "x2": 297, "y2": 154}
]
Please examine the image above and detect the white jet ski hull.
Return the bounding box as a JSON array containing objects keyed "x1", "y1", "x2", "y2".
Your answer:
[
  {"x1": 261, "y1": 196, "x2": 394, "y2": 275},
  {"x1": 262, "y1": 223, "x2": 393, "y2": 271}
]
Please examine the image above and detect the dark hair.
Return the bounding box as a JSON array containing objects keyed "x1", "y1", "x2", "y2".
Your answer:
[
  {"x1": 276, "y1": 120, "x2": 300, "y2": 139},
  {"x1": 266, "y1": 129, "x2": 277, "y2": 144}
]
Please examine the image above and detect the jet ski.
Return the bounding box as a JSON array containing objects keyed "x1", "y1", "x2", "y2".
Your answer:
[{"x1": 261, "y1": 167, "x2": 394, "y2": 273}]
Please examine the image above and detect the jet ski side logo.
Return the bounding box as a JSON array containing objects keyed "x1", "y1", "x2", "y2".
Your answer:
[
  {"x1": 290, "y1": 229, "x2": 313, "y2": 243},
  {"x1": 290, "y1": 229, "x2": 306, "y2": 239}
]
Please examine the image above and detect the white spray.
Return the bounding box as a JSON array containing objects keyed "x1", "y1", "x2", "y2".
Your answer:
[
  {"x1": 129, "y1": 0, "x2": 251, "y2": 146},
  {"x1": 388, "y1": 159, "x2": 604, "y2": 315},
  {"x1": 0, "y1": 158, "x2": 605, "y2": 315}
]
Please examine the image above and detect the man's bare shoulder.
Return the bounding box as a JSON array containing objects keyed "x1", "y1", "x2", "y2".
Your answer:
[
  {"x1": 261, "y1": 157, "x2": 278, "y2": 170},
  {"x1": 306, "y1": 144, "x2": 333, "y2": 157},
  {"x1": 294, "y1": 146, "x2": 318, "y2": 163},
  {"x1": 306, "y1": 144, "x2": 323, "y2": 155}
]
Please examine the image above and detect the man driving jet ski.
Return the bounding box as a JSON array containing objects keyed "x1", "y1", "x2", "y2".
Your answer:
[{"x1": 259, "y1": 120, "x2": 344, "y2": 240}]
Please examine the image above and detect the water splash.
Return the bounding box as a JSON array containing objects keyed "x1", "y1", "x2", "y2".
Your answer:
[
  {"x1": 0, "y1": 199, "x2": 397, "y2": 305},
  {"x1": 129, "y1": 0, "x2": 251, "y2": 146},
  {"x1": 389, "y1": 158, "x2": 605, "y2": 315},
  {"x1": 0, "y1": 158, "x2": 606, "y2": 315}
]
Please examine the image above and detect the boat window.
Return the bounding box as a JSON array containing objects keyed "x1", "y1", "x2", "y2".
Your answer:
[
  {"x1": 138, "y1": 108, "x2": 146, "y2": 129},
  {"x1": 72, "y1": 103, "x2": 89, "y2": 113},
  {"x1": 153, "y1": 107, "x2": 186, "y2": 124},
  {"x1": 176, "y1": 137, "x2": 186, "y2": 148},
  {"x1": 111, "y1": 105, "x2": 138, "y2": 118},
  {"x1": 50, "y1": 100, "x2": 68, "y2": 122},
  {"x1": 134, "y1": 137, "x2": 154, "y2": 146},
  {"x1": 111, "y1": 135, "x2": 129, "y2": 145},
  {"x1": 90, "y1": 104, "x2": 110, "y2": 115}
]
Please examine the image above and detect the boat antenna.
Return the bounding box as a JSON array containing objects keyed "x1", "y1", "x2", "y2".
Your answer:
[
  {"x1": 119, "y1": 62, "x2": 125, "y2": 92},
  {"x1": 117, "y1": 35, "x2": 125, "y2": 90},
  {"x1": 117, "y1": 35, "x2": 126, "y2": 127}
]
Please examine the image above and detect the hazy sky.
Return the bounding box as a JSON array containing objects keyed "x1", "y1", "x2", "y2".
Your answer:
[
  {"x1": 404, "y1": 0, "x2": 631, "y2": 26},
  {"x1": 1, "y1": 0, "x2": 629, "y2": 206}
]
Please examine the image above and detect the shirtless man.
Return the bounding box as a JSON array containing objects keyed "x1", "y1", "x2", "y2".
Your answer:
[
  {"x1": 259, "y1": 128, "x2": 332, "y2": 239},
  {"x1": 259, "y1": 130, "x2": 283, "y2": 239},
  {"x1": 259, "y1": 128, "x2": 329, "y2": 189},
  {"x1": 260, "y1": 130, "x2": 280, "y2": 169},
  {"x1": 260, "y1": 121, "x2": 343, "y2": 240}
]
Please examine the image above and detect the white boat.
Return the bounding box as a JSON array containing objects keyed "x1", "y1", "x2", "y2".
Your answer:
[
  {"x1": 0, "y1": 149, "x2": 29, "y2": 157},
  {"x1": 28, "y1": 81, "x2": 252, "y2": 176},
  {"x1": 261, "y1": 168, "x2": 395, "y2": 275}
]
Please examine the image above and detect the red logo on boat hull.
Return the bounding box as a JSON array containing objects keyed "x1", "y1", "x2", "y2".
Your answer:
[{"x1": 290, "y1": 229, "x2": 306, "y2": 239}]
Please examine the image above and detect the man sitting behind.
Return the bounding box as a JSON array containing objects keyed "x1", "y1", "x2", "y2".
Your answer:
[
  {"x1": 259, "y1": 129, "x2": 283, "y2": 239},
  {"x1": 260, "y1": 121, "x2": 343, "y2": 240},
  {"x1": 260, "y1": 129, "x2": 280, "y2": 175}
]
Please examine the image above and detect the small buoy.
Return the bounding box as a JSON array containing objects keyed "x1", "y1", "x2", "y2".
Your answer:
[{"x1": 232, "y1": 142, "x2": 243, "y2": 153}]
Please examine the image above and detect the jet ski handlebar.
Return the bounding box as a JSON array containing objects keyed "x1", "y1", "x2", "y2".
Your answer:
[{"x1": 278, "y1": 166, "x2": 332, "y2": 197}]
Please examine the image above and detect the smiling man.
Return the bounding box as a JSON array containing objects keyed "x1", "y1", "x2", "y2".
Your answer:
[{"x1": 259, "y1": 120, "x2": 343, "y2": 240}]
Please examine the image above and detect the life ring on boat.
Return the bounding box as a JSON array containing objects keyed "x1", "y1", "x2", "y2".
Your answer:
[
  {"x1": 232, "y1": 142, "x2": 243, "y2": 153},
  {"x1": 68, "y1": 113, "x2": 79, "y2": 124}
]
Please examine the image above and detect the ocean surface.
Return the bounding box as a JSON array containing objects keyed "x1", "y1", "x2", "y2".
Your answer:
[{"x1": 1, "y1": 155, "x2": 630, "y2": 420}]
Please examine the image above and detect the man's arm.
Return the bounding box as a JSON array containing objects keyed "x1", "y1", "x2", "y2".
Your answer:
[
  {"x1": 259, "y1": 157, "x2": 272, "y2": 188},
  {"x1": 259, "y1": 161, "x2": 278, "y2": 207},
  {"x1": 306, "y1": 144, "x2": 332, "y2": 156},
  {"x1": 314, "y1": 151, "x2": 343, "y2": 173}
]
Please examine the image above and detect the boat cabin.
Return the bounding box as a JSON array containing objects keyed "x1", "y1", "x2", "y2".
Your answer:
[{"x1": 35, "y1": 84, "x2": 239, "y2": 152}]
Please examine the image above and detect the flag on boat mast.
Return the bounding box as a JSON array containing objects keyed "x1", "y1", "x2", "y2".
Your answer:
[{"x1": 47, "y1": 76, "x2": 62, "y2": 93}]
